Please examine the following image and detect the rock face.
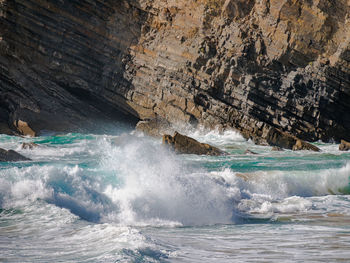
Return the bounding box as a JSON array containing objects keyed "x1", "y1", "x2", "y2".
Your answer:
[
  {"x1": 1, "y1": 0, "x2": 349, "y2": 143},
  {"x1": 163, "y1": 132, "x2": 226, "y2": 156},
  {"x1": 0, "y1": 0, "x2": 141, "y2": 135},
  {"x1": 0, "y1": 148, "x2": 31, "y2": 162},
  {"x1": 339, "y1": 140, "x2": 350, "y2": 151}
]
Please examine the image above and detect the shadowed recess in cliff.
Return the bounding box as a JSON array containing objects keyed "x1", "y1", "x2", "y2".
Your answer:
[{"x1": 0, "y1": 0, "x2": 146, "y2": 135}]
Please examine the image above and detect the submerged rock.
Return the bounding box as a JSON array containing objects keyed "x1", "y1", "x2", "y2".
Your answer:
[
  {"x1": 244, "y1": 149, "x2": 258, "y2": 155},
  {"x1": 0, "y1": 148, "x2": 31, "y2": 162},
  {"x1": 271, "y1": 146, "x2": 284, "y2": 152},
  {"x1": 339, "y1": 140, "x2": 350, "y2": 151},
  {"x1": 163, "y1": 132, "x2": 226, "y2": 156},
  {"x1": 21, "y1": 142, "x2": 39, "y2": 150}
]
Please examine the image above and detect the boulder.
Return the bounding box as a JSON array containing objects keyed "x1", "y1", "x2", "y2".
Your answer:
[
  {"x1": 339, "y1": 140, "x2": 350, "y2": 151},
  {"x1": 21, "y1": 142, "x2": 39, "y2": 150},
  {"x1": 266, "y1": 128, "x2": 320, "y2": 152},
  {"x1": 0, "y1": 148, "x2": 31, "y2": 162},
  {"x1": 163, "y1": 132, "x2": 227, "y2": 156},
  {"x1": 292, "y1": 139, "x2": 321, "y2": 152}
]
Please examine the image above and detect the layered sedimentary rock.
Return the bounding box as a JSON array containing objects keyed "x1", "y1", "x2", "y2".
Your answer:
[
  {"x1": 0, "y1": 0, "x2": 141, "y2": 135},
  {"x1": 123, "y1": 0, "x2": 350, "y2": 146},
  {"x1": 1, "y1": 0, "x2": 349, "y2": 145}
]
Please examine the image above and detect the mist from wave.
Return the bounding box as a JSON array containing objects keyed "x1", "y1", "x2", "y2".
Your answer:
[{"x1": 1, "y1": 129, "x2": 350, "y2": 262}]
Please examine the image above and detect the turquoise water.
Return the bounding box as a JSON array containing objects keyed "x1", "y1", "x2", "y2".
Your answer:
[{"x1": 0, "y1": 129, "x2": 350, "y2": 262}]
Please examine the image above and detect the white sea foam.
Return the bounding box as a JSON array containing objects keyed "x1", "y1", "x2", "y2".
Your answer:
[
  {"x1": 1, "y1": 132, "x2": 350, "y2": 227},
  {"x1": 188, "y1": 127, "x2": 246, "y2": 146},
  {"x1": 1, "y1": 132, "x2": 350, "y2": 263},
  {"x1": 100, "y1": 134, "x2": 236, "y2": 226}
]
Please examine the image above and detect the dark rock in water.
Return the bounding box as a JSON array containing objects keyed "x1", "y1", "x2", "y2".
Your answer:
[
  {"x1": 136, "y1": 118, "x2": 173, "y2": 138},
  {"x1": 266, "y1": 128, "x2": 297, "y2": 150},
  {"x1": 0, "y1": 148, "x2": 31, "y2": 162},
  {"x1": 266, "y1": 128, "x2": 320, "y2": 152},
  {"x1": 21, "y1": 142, "x2": 39, "y2": 150},
  {"x1": 271, "y1": 146, "x2": 284, "y2": 152},
  {"x1": 339, "y1": 140, "x2": 350, "y2": 151},
  {"x1": 292, "y1": 139, "x2": 321, "y2": 152},
  {"x1": 163, "y1": 132, "x2": 226, "y2": 156},
  {"x1": 244, "y1": 149, "x2": 258, "y2": 155}
]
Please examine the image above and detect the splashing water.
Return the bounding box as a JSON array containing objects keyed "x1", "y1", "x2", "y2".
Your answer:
[{"x1": 1, "y1": 130, "x2": 350, "y2": 262}]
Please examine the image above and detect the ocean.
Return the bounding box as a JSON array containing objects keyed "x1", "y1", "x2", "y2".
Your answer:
[{"x1": 1, "y1": 128, "x2": 350, "y2": 262}]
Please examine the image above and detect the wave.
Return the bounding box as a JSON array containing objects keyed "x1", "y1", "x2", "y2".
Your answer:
[{"x1": 0, "y1": 133, "x2": 349, "y2": 226}]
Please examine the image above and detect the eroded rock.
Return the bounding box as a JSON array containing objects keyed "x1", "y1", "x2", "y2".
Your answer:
[
  {"x1": 163, "y1": 132, "x2": 226, "y2": 156},
  {"x1": 0, "y1": 148, "x2": 31, "y2": 162},
  {"x1": 339, "y1": 140, "x2": 350, "y2": 151}
]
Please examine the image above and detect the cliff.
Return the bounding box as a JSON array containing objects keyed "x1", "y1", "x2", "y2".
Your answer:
[
  {"x1": 1, "y1": 0, "x2": 349, "y2": 145},
  {"x1": 0, "y1": 0, "x2": 141, "y2": 134}
]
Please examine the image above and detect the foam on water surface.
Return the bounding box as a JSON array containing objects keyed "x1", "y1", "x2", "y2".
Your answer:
[{"x1": 0, "y1": 131, "x2": 350, "y2": 262}]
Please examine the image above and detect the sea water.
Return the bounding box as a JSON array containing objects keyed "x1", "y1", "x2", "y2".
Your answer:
[{"x1": 0, "y1": 128, "x2": 350, "y2": 262}]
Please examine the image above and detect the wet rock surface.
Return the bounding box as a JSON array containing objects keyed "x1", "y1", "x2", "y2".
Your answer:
[
  {"x1": 0, "y1": 0, "x2": 349, "y2": 144},
  {"x1": 21, "y1": 142, "x2": 39, "y2": 150},
  {"x1": 266, "y1": 128, "x2": 320, "y2": 151},
  {"x1": 0, "y1": 148, "x2": 31, "y2": 162},
  {"x1": 339, "y1": 140, "x2": 350, "y2": 151},
  {"x1": 163, "y1": 132, "x2": 226, "y2": 156}
]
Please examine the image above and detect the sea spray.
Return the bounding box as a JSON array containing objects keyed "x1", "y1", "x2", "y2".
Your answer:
[
  {"x1": 1, "y1": 132, "x2": 350, "y2": 262},
  {"x1": 100, "y1": 134, "x2": 236, "y2": 226},
  {"x1": 1, "y1": 133, "x2": 350, "y2": 225}
]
